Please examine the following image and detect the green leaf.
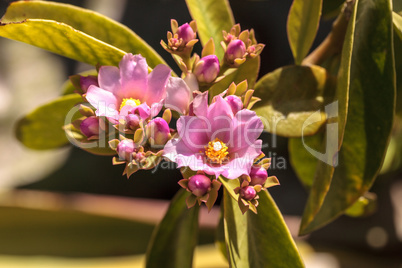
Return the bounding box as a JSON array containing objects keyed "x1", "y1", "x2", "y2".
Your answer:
[
  {"x1": 185, "y1": 0, "x2": 235, "y2": 60},
  {"x1": 1, "y1": 1, "x2": 166, "y2": 68},
  {"x1": 322, "y1": 0, "x2": 344, "y2": 19},
  {"x1": 0, "y1": 19, "x2": 126, "y2": 67},
  {"x1": 223, "y1": 190, "x2": 304, "y2": 268},
  {"x1": 16, "y1": 94, "x2": 83, "y2": 150},
  {"x1": 146, "y1": 189, "x2": 199, "y2": 268},
  {"x1": 287, "y1": 0, "x2": 323, "y2": 64},
  {"x1": 288, "y1": 135, "x2": 323, "y2": 189},
  {"x1": 300, "y1": 0, "x2": 395, "y2": 235},
  {"x1": 209, "y1": 57, "x2": 260, "y2": 99},
  {"x1": 253, "y1": 65, "x2": 336, "y2": 137}
]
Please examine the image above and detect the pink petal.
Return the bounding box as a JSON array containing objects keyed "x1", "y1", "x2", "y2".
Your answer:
[
  {"x1": 230, "y1": 109, "x2": 264, "y2": 151},
  {"x1": 191, "y1": 91, "x2": 208, "y2": 117},
  {"x1": 207, "y1": 96, "x2": 233, "y2": 143},
  {"x1": 98, "y1": 66, "x2": 121, "y2": 94},
  {"x1": 86, "y1": 85, "x2": 119, "y2": 119},
  {"x1": 145, "y1": 64, "x2": 171, "y2": 105},
  {"x1": 118, "y1": 54, "x2": 148, "y2": 101},
  {"x1": 176, "y1": 116, "x2": 210, "y2": 152},
  {"x1": 222, "y1": 139, "x2": 262, "y2": 179},
  {"x1": 164, "y1": 138, "x2": 205, "y2": 169},
  {"x1": 150, "y1": 102, "x2": 163, "y2": 118},
  {"x1": 165, "y1": 77, "x2": 192, "y2": 114}
]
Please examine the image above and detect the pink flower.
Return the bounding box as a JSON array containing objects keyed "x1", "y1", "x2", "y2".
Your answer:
[
  {"x1": 164, "y1": 92, "x2": 263, "y2": 179},
  {"x1": 85, "y1": 54, "x2": 191, "y2": 122}
]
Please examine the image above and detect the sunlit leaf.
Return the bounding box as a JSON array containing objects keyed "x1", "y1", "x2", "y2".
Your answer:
[
  {"x1": 185, "y1": 0, "x2": 235, "y2": 60},
  {"x1": 223, "y1": 190, "x2": 304, "y2": 268},
  {"x1": 287, "y1": 0, "x2": 323, "y2": 64},
  {"x1": 253, "y1": 65, "x2": 336, "y2": 137},
  {"x1": 16, "y1": 94, "x2": 83, "y2": 150},
  {"x1": 1, "y1": 1, "x2": 166, "y2": 68},
  {"x1": 146, "y1": 189, "x2": 199, "y2": 268},
  {"x1": 0, "y1": 20, "x2": 126, "y2": 67},
  {"x1": 300, "y1": 0, "x2": 395, "y2": 235}
]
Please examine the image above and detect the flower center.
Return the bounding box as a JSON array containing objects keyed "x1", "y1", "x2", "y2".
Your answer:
[
  {"x1": 205, "y1": 138, "x2": 229, "y2": 164},
  {"x1": 120, "y1": 98, "x2": 141, "y2": 111}
]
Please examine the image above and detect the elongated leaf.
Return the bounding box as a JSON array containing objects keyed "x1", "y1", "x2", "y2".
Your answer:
[
  {"x1": 16, "y1": 94, "x2": 83, "y2": 150},
  {"x1": 146, "y1": 189, "x2": 199, "y2": 268},
  {"x1": 0, "y1": 20, "x2": 126, "y2": 66},
  {"x1": 185, "y1": 0, "x2": 235, "y2": 60},
  {"x1": 287, "y1": 0, "x2": 323, "y2": 64},
  {"x1": 223, "y1": 190, "x2": 304, "y2": 268},
  {"x1": 209, "y1": 56, "x2": 260, "y2": 99},
  {"x1": 294, "y1": 0, "x2": 357, "y2": 234},
  {"x1": 253, "y1": 65, "x2": 336, "y2": 137},
  {"x1": 1, "y1": 1, "x2": 166, "y2": 68},
  {"x1": 300, "y1": 0, "x2": 395, "y2": 235}
]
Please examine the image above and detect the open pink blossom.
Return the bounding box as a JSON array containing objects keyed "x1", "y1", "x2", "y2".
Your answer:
[
  {"x1": 85, "y1": 53, "x2": 191, "y2": 123},
  {"x1": 164, "y1": 92, "x2": 263, "y2": 179}
]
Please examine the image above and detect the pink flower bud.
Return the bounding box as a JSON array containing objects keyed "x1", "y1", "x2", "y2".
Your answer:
[
  {"x1": 226, "y1": 39, "x2": 246, "y2": 62},
  {"x1": 188, "y1": 174, "x2": 211, "y2": 197},
  {"x1": 146, "y1": 118, "x2": 170, "y2": 146},
  {"x1": 249, "y1": 165, "x2": 268, "y2": 186},
  {"x1": 80, "y1": 75, "x2": 98, "y2": 93},
  {"x1": 193, "y1": 55, "x2": 220, "y2": 83},
  {"x1": 240, "y1": 186, "x2": 257, "y2": 201},
  {"x1": 117, "y1": 139, "x2": 136, "y2": 161},
  {"x1": 126, "y1": 114, "x2": 140, "y2": 129},
  {"x1": 177, "y1": 23, "x2": 195, "y2": 44},
  {"x1": 80, "y1": 116, "x2": 99, "y2": 138},
  {"x1": 225, "y1": 95, "x2": 243, "y2": 114}
]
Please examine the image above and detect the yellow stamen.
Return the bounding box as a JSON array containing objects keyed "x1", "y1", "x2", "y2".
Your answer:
[
  {"x1": 205, "y1": 138, "x2": 229, "y2": 164},
  {"x1": 120, "y1": 98, "x2": 141, "y2": 111}
]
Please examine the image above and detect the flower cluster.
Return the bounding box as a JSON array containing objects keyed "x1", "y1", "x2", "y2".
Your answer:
[{"x1": 64, "y1": 20, "x2": 277, "y2": 213}]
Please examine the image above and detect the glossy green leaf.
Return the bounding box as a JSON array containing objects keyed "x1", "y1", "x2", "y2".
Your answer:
[
  {"x1": 393, "y1": 0, "x2": 402, "y2": 15},
  {"x1": 0, "y1": 20, "x2": 126, "y2": 67},
  {"x1": 288, "y1": 135, "x2": 323, "y2": 189},
  {"x1": 294, "y1": 0, "x2": 358, "y2": 234},
  {"x1": 146, "y1": 189, "x2": 199, "y2": 268},
  {"x1": 223, "y1": 190, "x2": 304, "y2": 268},
  {"x1": 16, "y1": 94, "x2": 83, "y2": 150},
  {"x1": 322, "y1": 0, "x2": 344, "y2": 19},
  {"x1": 0, "y1": 206, "x2": 155, "y2": 257},
  {"x1": 253, "y1": 65, "x2": 336, "y2": 137},
  {"x1": 287, "y1": 0, "x2": 323, "y2": 64},
  {"x1": 344, "y1": 192, "x2": 377, "y2": 217},
  {"x1": 185, "y1": 0, "x2": 235, "y2": 60},
  {"x1": 300, "y1": 0, "x2": 395, "y2": 235},
  {"x1": 1, "y1": 1, "x2": 166, "y2": 68},
  {"x1": 209, "y1": 57, "x2": 260, "y2": 99}
]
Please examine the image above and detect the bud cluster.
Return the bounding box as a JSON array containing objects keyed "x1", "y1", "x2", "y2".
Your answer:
[{"x1": 222, "y1": 24, "x2": 265, "y2": 67}]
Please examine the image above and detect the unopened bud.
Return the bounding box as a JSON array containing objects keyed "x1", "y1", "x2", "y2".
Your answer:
[
  {"x1": 249, "y1": 165, "x2": 268, "y2": 186},
  {"x1": 177, "y1": 23, "x2": 196, "y2": 44},
  {"x1": 193, "y1": 55, "x2": 220, "y2": 83},
  {"x1": 225, "y1": 39, "x2": 246, "y2": 63},
  {"x1": 240, "y1": 186, "x2": 257, "y2": 201},
  {"x1": 117, "y1": 139, "x2": 136, "y2": 161},
  {"x1": 126, "y1": 114, "x2": 140, "y2": 129},
  {"x1": 225, "y1": 95, "x2": 243, "y2": 114},
  {"x1": 80, "y1": 75, "x2": 98, "y2": 93},
  {"x1": 80, "y1": 116, "x2": 99, "y2": 138},
  {"x1": 146, "y1": 118, "x2": 170, "y2": 146},
  {"x1": 188, "y1": 174, "x2": 212, "y2": 197}
]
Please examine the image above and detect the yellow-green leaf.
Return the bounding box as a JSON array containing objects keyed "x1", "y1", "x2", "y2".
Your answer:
[
  {"x1": 223, "y1": 190, "x2": 304, "y2": 268},
  {"x1": 1, "y1": 1, "x2": 166, "y2": 68},
  {"x1": 0, "y1": 19, "x2": 126, "y2": 66},
  {"x1": 287, "y1": 0, "x2": 323, "y2": 64},
  {"x1": 185, "y1": 0, "x2": 235, "y2": 60},
  {"x1": 16, "y1": 94, "x2": 83, "y2": 150},
  {"x1": 253, "y1": 65, "x2": 336, "y2": 137}
]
